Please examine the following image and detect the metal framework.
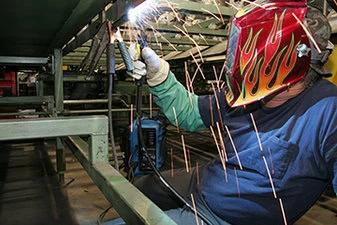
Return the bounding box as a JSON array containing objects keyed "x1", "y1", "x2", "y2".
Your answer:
[{"x1": 0, "y1": 116, "x2": 177, "y2": 225}]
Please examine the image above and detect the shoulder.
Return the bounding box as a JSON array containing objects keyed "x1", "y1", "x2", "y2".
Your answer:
[{"x1": 301, "y1": 80, "x2": 337, "y2": 108}]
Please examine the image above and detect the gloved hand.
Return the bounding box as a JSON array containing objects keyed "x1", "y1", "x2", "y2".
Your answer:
[
  {"x1": 128, "y1": 42, "x2": 146, "y2": 80},
  {"x1": 128, "y1": 43, "x2": 170, "y2": 86},
  {"x1": 141, "y1": 47, "x2": 170, "y2": 87}
]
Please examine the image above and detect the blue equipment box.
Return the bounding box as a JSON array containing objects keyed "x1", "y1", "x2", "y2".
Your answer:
[{"x1": 129, "y1": 117, "x2": 166, "y2": 176}]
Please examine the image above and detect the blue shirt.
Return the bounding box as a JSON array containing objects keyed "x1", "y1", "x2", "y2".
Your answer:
[{"x1": 198, "y1": 80, "x2": 337, "y2": 225}]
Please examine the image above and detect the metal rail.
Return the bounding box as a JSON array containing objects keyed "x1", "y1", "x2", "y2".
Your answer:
[{"x1": 0, "y1": 116, "x2": 176, "y2": 225}]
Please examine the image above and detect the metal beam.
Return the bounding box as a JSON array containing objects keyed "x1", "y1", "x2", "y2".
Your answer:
[
  {"x1": 63, "y1": 0, "x2": 146, "y2": 56},
  {"x1": 0, "y1": 56, "x2": 48, "y2": 65},
  {"x1": 39, "y1": 73, "x2": 107, "y2": 82},
  {"x1": 145, "y1": 23, "x2": 228, "y2": 36},
  {"x1": 158, "y1": 0, "x2": 236, "y2": 16},
  {"x1": 66, "y1": 136, "x2": 177, "y2": 225},
  {"x1": 54, "y1": 49, "x2": 64, "y2": 113},
  {"x1": 63, "y1": 0, "x2": 231, "y2": 55},
  {"x1": 0, "y1": 96, "x2": 54, "y2": 114},
  {"x1": 47, "y1": 0, "x2": 110, "y2": 54},
  {"x1": 0, "y1": 115, "x2": 176, "y2": 225}
]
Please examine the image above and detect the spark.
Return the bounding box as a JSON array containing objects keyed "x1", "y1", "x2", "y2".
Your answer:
[
  {"x1": 190, "y1": 52, "x2": 206, "y2": 79},
  {"x1": 149, "y1": 25, "x2": 161, "y2": 47},
  {"x1": 128, "y1": 0, "x2": 160, "y2": 26},
  {"x1": 173, "y1": 25, "x2": 204, "y2": 62},
  {"x1": 130, "y1": 104, "x2": 134, "y2": 133},
  {"x1": 225, "y1": 125, "x2": 243, "y2": 170},
  {"x1": 213, "y1": 65, "x2": 220, "y2": 90},
  {"x1": 196, "y1": 21, "x2": 203, "y2": 28},
  {"x1": 190, "y1": 62, "x2": 207, "y2": 88},
  {"x1": 241, "y1": 0, "x2": 266, "y2": 9},
  {"x1": 224, "y1": 1, "x2": 241, "y2": 11},
  {"x1": 219, "y1": 59, "x2": 226, "y2": 82},
  {"x1": 185, "y1": 62, "x2": 195, "y2": 105},
  {"x1": 181, "y1": 135, "x2": 190, "y2": 173},
  {"x1": 182, "y1": 24, "x2": 189, "y2": 34},
  {"x1": 210, "y1": 126, "x2": 228, "y2": 182},
  {"x1": 150, "y1": 93, "x2": 153, "y2": 119},
  {"x1": 212, "y1": 0, "x2": 225, "y2": 24},
  {"x1": 234, "y1": 167, "x2": 241, "y2": 198},
  {"x1": 279, "y1": 198, "x2": 288, "y2": 225},
  {"x1": 170, "y1": 148, "x2": 174, "y2": 177},
  {"x1": 201, "y1": 8, "x2": 221, "y2": 22},
  {"x1": 196, "y1": 162, "x2": 200, "y2": 184},
  {"x1": 211, "y1": 83, "x2": 225, "y2": 129},
  {"x1": 191, "y1": 193, "x2": 200, "y2": 225},
  {"x1": 210, "y1": 126, "x2": 221, "y2": 157},
  {"x1": 263, "y1": 156, "x2": 277, "y2": 198},
  {"x1": 209, "y1": 95, "x2": 214, "y2": 126},
  {"x1": 199, "y1": 34, "x2": 209, "y2": 45},
  {"x1": 185, "y1": 61, "x2": 192, "y2": 93},
  {"x1": 157, "y1": 32, "x2": 178, "y2": 51},
  {"x1": 164, "y1": 0, "x2": 181, "y2": 22},
  {"x1": 173, "y1": 107, "x2": 180, "y2": 133},
  {"x1": 216, "y1": 122, "x2": 228, "y2": 161},
  {"x1": 268, "y1": 147, "x2": 275, "y2": 175},
  {"x1": 292, "y1": 13, "x2": 321, "y2": 53},
  {"x1": 250, "y1": 113, "x2": 263, "y2": 151},
  {"x1": 187, "y1": 148, "x2": 192, "y2": 172}
]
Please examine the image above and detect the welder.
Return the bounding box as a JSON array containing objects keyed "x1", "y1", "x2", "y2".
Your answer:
[{"x1": 111, "y1": 0, "x2": 337, "y2": 224}]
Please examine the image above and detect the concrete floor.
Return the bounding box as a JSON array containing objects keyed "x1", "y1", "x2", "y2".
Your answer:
[
  {"x1": 0, "y1": 139, "x2": 118, "y2": 225},
  {"x1": 1, "y1": 137, "x2": 337, "y2": 225}
]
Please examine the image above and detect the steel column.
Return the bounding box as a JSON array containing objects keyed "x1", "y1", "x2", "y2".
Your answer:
[
  {"x1": 56, "y1": 137, "x2": 66, "y2": 183},
  {"x1": 54, "y1": 49, "x2": 64, "y2": 113}
]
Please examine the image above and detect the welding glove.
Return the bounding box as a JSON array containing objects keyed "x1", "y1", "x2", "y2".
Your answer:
[
  {"x1": 128, "y1": 42, "x2": 146, "y2": 80},
  {"x1": 128, "y1": 43, "x2": 170, "y2": 86},
  {"x1": 141, "y1": 47, "x2": 170, "y2": 87}
]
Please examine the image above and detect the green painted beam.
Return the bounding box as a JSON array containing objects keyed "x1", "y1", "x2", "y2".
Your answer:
[
  {"x1": 63, "y1": 0, "x2": 231, "y2": 55},
  {"x1": 39, "y1": 73, "x2": 107, "y2": 82},
  {"x1": 67, "y1": 136, "x2": 177, "y2": 225},
  {"x1": 0, "y1": 56, "x2": 48, "y2": 65},
  {"x1": 0, "y1": 96, "x2": 54, "y2": 105},
  {"x1": 147, "y1": 23, "x2": 228, "y2": 36},
  {"x1": 63, "y1": 0, "x2": 146, "y2": 56},
  {"x1": 54, "y1": 49, "x2": 64, "y2": 113},
  {"x1": 160, "y1": 0, "x2": 236, "y2": 16},
  {"x1": 48, "y1": 0, "x2": 110, "y2": 53},
  {"x1": 0, "y1": 116, "x2": 175, "y2": 224}
]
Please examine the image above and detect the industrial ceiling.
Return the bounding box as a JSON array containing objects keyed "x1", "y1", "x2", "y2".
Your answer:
[{"x1": 0, "y1": 0, "x2": 336, "y2": 70}]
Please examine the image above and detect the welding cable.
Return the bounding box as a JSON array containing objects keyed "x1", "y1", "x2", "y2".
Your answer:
[
  {"x1": 134, "y1": 78, "x2": 213, "y2": 225},
  {"x1": 107, "y1": 40, "x2": 119, "y2": 171}
]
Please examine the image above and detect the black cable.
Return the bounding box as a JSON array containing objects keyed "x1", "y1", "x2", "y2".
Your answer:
[
  {"x1": 135, "y1": 77, "x2": 213, "y2": 225},
  {"x1": 108, "y1": 73, "x2": 119, "y2": 170},
  {"x1": 107, "y1": 42, "x2": 119, "y2": 171}
]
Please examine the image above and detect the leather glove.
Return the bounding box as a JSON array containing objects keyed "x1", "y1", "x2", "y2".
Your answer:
[
  {"x1": 128, "y1": 42, "x2": 146, "y2": 80},
  {"x1": 141, "y1": 47, "x2": 170, "y2": 87}
]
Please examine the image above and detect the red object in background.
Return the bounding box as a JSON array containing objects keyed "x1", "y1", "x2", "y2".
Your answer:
[
  {"x1": 0, "y1": 71, "x2": 16, "y2": 96},
  {"x1": 0, "y1": 71, "x2": 17, "y2": 119}
]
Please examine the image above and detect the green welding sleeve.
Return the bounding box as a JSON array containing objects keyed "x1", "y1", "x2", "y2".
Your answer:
[{"x1": 149, "y1": 71, "x2": 207, "y2": 132}]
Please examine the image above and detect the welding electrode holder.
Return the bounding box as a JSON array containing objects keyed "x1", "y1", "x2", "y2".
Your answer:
[{"x1": 118, "y1": 41, "x2": 134, "y2": 72}]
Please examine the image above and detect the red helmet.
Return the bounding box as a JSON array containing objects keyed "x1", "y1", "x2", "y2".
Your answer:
[{"x1": 224, "y1": 0, "x2": 311, "y2": 107}]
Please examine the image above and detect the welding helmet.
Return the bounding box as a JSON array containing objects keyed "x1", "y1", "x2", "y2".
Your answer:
[{"x1": 224, "y1": 0, "x2": 313, "y2": 107}]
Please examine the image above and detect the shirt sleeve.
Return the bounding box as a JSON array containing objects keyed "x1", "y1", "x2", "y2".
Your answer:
[
  {"x1": 320, "y1": 97, "x2": 337, "y2": 194},
  {"x1": 149, "y1": 71, "x2": 206, "y2": 132}
]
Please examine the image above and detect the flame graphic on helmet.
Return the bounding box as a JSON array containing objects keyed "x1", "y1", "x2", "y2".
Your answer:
[{"x1": 234, "y1": 10, "x2": 300, "y2": 107}]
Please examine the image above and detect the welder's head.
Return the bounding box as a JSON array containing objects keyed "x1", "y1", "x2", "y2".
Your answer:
[{"x1": 224, "y1": 0, "x2": 333, "y2": 108}]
